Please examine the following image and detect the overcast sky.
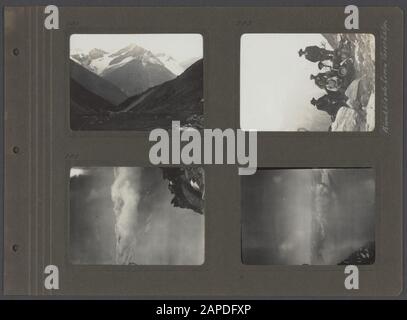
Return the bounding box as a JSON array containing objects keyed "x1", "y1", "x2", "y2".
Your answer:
[
  {"x1": 70, "y1": 34, "x2": 203, "y2": 62},
  {"x1": 240, "y1": 33, "x2": 333, "y2": 131}
]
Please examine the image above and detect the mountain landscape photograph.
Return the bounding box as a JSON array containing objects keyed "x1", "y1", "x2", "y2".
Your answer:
[{"x1": 70, "y1": 34, "x2": 203, "y2": 130}]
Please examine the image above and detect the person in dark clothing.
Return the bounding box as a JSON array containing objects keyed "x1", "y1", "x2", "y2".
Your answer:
[
  {"x1": 315, "y1": 63, "x2": 353, "y2": 93},
  {"x1": 310, "y1": 73, "x2": 335, "y2": 90},
  {"x1": 310, "y1": 72, "x2": 345, "y2": 93},
  {"x1": 310, "y1": 74, "x2": 326, "y2": 89},
  {"x1": 318, "y1": 61, "x2": 332, "y2": 70},
  {"x1": 298, "y1": 46, "x2": 334, "y2": 63},
  {"x1": 310, "y1": 92, "x2": 348, "y2": 121}
]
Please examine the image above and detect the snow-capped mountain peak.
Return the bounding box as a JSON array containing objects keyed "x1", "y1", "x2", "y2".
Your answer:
[
  {"x1": 88, "y1": 48, "x2": 108, "y2": 59},
  {"x1": 154, "y1": 53, "x2": 185, "y2": 75},
  {"x1": 103, "y1": 44, "x2": 165, "y2": 74},
  {"x1": 71, "y1": 48, "x2": 111, "y2": 75},
  {"x1": 109, "y1": 43, "x2": 147, "y2": 58},
  {"x1": 70, "y1": 43, "x2": 191, "y2": 96},
  {"x1": 70, "y1": 43, "x2": 195, "y2": 77},
  {"x1": 70, "y1": 43, "x2": 172, "y2": 76}
]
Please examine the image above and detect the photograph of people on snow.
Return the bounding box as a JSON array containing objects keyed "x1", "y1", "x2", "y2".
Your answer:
[
  {"x1": 299, "y1": 34, "x2": 374, "y2": 131},
  {"x1": 240, "y1": 33, "x2": 375, "y2": 131}
]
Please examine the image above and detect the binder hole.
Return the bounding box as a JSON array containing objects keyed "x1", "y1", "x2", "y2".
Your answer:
[
  {"x1": 12, "y1": 48, "x2": 19, "y2": 56},
  {"x1": 12, "y1": 146, "x2": 20, "y2": 154},
  {"x1": 12, "y1": 244, "x2": 19, "y2": 252}
]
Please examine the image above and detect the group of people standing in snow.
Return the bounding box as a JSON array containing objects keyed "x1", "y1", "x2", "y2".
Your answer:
[{"x1": 299, "y1": 36, "x2": 355, "y2": 122}]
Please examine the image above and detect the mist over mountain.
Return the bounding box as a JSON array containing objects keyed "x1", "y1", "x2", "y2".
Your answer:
[
  {"x1": 242, "y1": 169, "x2": 375, "y2": 266},
  {"x1": 70, "y1": 167, "x2": 204, "y2": 265}
]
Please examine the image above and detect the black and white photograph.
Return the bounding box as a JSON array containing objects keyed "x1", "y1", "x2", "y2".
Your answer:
[
  {"x1": 242, "y1": 168, "x2": 375, "y2": 265},
  {"x1": 70, "y1": 34, "x2": 203, "y2": 130},
  {"x1": 241, "y1": 33, "x2": 375, "y2": 131},
  {"x1": 70, "y1": 166, "x2": 205, "y2": 265}
]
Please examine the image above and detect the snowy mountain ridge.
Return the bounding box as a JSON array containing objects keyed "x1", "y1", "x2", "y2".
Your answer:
[{"x1": 71, "y1": 43, "x2": 189, "y2": 76}]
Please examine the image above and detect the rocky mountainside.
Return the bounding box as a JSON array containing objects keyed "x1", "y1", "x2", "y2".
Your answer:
[
  {"x1": 338, "y1": 241, "x2": 375, "y2": 265},
  {"x1": 70, "y1": 77, "x2": 116, "y2": 130},
  {"x1": 109, "y1": 59, "x2": 204, "y2": 130},
  {"x1": 70, "y1": 58, "x2": 204, "y2": 130},
  {"x1": 70, "y1": 59, "x2": 128, "y2": 106},
  {"x1": 103, "y1": 56, "x2": 175, "y2": 96},
  {"x1": 161, "y1": 167, "x2": 205, "y2": 215},
  {"x1": 322, "y1": 34, "x2": 375, "y2": 131},
  {"x1": 120, "y1": 59, "x2": 203, "y2": 115}
]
